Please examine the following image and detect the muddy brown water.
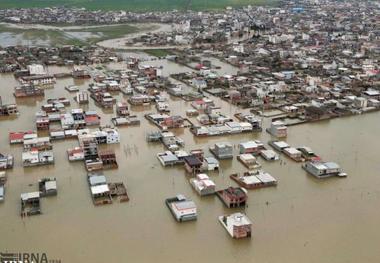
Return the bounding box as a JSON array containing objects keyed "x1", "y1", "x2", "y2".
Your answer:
[{"x1": 0, "y1": 61, "x2": 379, "y2": 263}]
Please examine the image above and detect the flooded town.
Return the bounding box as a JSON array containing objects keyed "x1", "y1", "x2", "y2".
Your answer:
[{"x1": 0, "y1": 0, "x2": 380, "y2": 262}]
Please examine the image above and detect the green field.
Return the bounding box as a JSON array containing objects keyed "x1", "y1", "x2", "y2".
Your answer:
[
  {"x1": 0, "y1": 0, "x2": 278, "y2": 11},
  {"x1": 0, "y1": 23, "x2": 141, "y2": 46}
]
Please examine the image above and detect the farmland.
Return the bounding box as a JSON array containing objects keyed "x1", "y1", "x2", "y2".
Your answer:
[{"x1": 0, "y1": 0, "x2": 278, "y2": 11}]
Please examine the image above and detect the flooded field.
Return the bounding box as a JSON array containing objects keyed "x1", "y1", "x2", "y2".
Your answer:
[
  {"x1": 0, "y1": 22, "x2": 147, "y2": 46},
  {"x1": 1, "y1": 59, "x2": 380, "y2": 263}
]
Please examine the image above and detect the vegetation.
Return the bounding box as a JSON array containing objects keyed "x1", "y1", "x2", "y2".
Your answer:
[{"x1": 0, "y1": 0, "x2": 278, "y2": 11}]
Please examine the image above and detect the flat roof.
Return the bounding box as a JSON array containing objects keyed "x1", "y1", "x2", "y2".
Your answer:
[
  {"x1": 239, "y1": 154, "x2": 256, "y2": 161},
  {"x1": 324, "y1": 162, "x2": 340, "y2": 169},
  {"x1": 197, "y1": 174, "x2": 209, "y2": 180},
  {"x1": 215, "y1": 142, "x2": 232, "y2": 147},
  {"x1": 261, "y1": 149, "x2": 276, "y2": 157},
  {"x1": 240, "y1": 141, "x2": 258, "y2": 148},
  {"x1": 310, "y1": 162, "x2": 328, "y2": 170},
  {"x1": 173, "y1": 200, "x2": 196, "y2": 211},
  {"x1": 298, "y1": 146, "x2": 313, "y2": 153},
  {"x1": 242, "y1": 176, "x2": 262, "y2": 185},
  {"x1": 202, "y1": 179, "x2": 215, "y2": 187},
  {"x1": 21, "y1": 191, "x2": 40, "y2": 201},
  {"x1": 284, "y1": 147, "x2": 301, "y2": 155},
  {"x1": 256, "y1": 172, "x2": 276, "y2": 183},
  {"x1": 364, "y1": 90, "x2": 380, "y2": 96},
  {"x1": 45, "y1": 180, "x2": 57, "y2": 191},
  {"x1": 184, "y1": 156, "x2": 202, "y2": 166},
  {"x1": 89, "y1": 175, "x2": 107, "y2": 186},
  {"x1": 205, "y1": 156, "x2": 218, "y2": 164},
  {"x1": 174, "y1": 151, "x2": 189, "y2": 158},
  {"x1": 161, "y1": 154, "x2": 178, "y2": 162},
  {"x1": 224, "y1": 212, "x2": 252, "y2": 226},
  {"x1": 273, "y1": 141, "x2": 289, "y2": 148},
  {"x1": 91, "y1": 184, "x2": 110, "y2": 195}
]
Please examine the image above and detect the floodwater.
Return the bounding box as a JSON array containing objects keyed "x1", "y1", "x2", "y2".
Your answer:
[
  {"x1": 0, "y1": 59, "x2": 380, "y2": 263},
  {"x1": 0, "y1": 32, "x2": 51, "y2": 46}
]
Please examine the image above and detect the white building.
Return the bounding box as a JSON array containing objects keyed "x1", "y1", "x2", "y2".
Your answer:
[
  {"x1": 28, "y1": 64, "x2": 46, "y2": 75},
  {"x1": 219, "y1": 213, "x2": 252, "y2": 239},
  {"x1": 203, "y1": 157, "x2": 219, "y2": 171},
  {"x1": 267, "y1": 121, "x2": 287, "y2": 138},
  {"x1": 105, "y1": 129, "x2": 120, "y2": 144},
  {"x1": 190, "y1": 174, "x2": 216, "y2": 196}
]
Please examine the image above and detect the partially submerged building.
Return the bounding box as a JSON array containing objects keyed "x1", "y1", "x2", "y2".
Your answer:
[
  {"x1": 21, "y1": 192, "x2": 41, "y2": 217},
  {"x1": 38, "y1": 178, "x2": 57, "y2": 197},
  {"x1": 190, "y1": 174, "x2": 216, "y2": 196},
  {"x1": 216, "y1": 187, "x2": 247, "y2": 208},
  {"x1": 303, "y1": 161, "x2": 347, "y2": 179},
  {"x1": 219, "y1": 213, "x2": 252, "y2": 239},
  {"x1": 166, "y1": 194, "x2": 197, "y2": 222},
  {"x1": 209, "y1": 142, "x2": 233, "y2": 159},
  {"x1": 266, "y1": 121, "x2": 287, "y2": 138},
  {"x1": 230, "y1": 170, "x2": 277, "y2": 189},
  {"x1": 88, "y1": 173, "x2": 112, "y2": 205},
  {"x1": 0, "y1": 153, "x2": 13, "y2": 170}
]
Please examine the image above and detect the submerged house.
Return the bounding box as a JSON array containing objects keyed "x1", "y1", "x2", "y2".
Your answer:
[
  {"x1": 0, "y1": 185, "x2": 4, "y2": 202},
  {"x1": 237, "y1": 154, "x2": 261, "y2": 169},
  {"x1": 157, "y1": 151, "x2": 179, "y2": 166},
  {"x1": 210, "y1": 142, "x2": 233, "y2": 159},
  {"x1": 90, "y1": 184, "x2": 112, "y2": 205},
  {"x1": 216, "y1": 187, "x2": 248, "y2": 208},
  {"x1": 67, "y1": 147, "x2": 85, "y2": 161},
  {"x1": 260, "y1": 149, "x2": 279, "y2": 161},
  {"x1": 75, "y1": 91, "x2": 89, "y2": 104},
  {"x1": 266, "y1": 121, "x2": 287, "y2": 138},
  {"x1": 230, "y1": 170, "x2": 277, "y2": 189},
  {"x1": 184, "y1": 155, "x2": 203, "y2": 174},
  {"x1": 38, "y1": 178, "x2": 57, "y2": 197},
  {"x1": 269, "y1": 140, "x2": 289, "y2": 152},
  {"x1": 19, "y1": 74, "x2": 56, "y2": 86},
  {"x1": 190, "y1": 174, "x2": 216, "y2": 196},
  {"x1": 0, "y1": 153, "x2": 13, "y2": 170},
  {"x1": 0, "y1": 171, "x2": 6, "y2": 185},
  {"x1": 128, "y1": 94, "x2": 154, "y2": 105},
  {"x1": 36, "y1": 116, "x2": 50, "y2": 131},
  {"x1": 14, "y1": 84, "x2": 44, "y2": 98},
  {"x1": 99, "y1": 149, "x2": 118, "y2": 169},
  {"x1": 23, "y1": 136, "x2": 52, "y2": 151},
  {"x1": 0, "y1": 102, "x2": 18, "y2": 116},
  {"x1": 203, "y1": 156, "x2": 219, "y2": 171},
  {"x1": 283, "y1": 147, "x2": 303, "y2": 162},
  {"x1": 22, "y1": 150, "x2": 54, "y2": 167},
  {"x1": 91, "y1": 91, "x2": 116, "y2": 108},
  {"x1": 88, "y1": 173, "x2": 112, "y2": 205},
  {"x1": 116, "y1": 102, "x2": 129, "y2": 117},
  {"x1": 93, "y1": 128, "x2": 120, "y2": 144},
  {"x1": 9, "y1": 131, "x2": 36, "y2": 144},
  {"x1": 219, "y1": 212, "x2": 252, "y2": 239},
  {"x1": 239, "y1": 141, "x2": 258, "y2": 154},
  {"x1": 21, "y1": 192, "x2": 41, "y2": 217},
  {"x1": 303, "y1": 161, "x2": 346, "y2": 178},
  {"x1": 165, "y1": 194, "x2": 197, "y2": 222}
]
